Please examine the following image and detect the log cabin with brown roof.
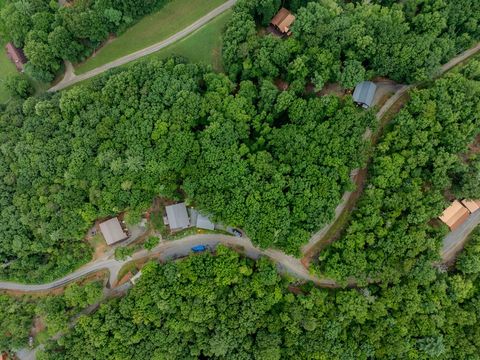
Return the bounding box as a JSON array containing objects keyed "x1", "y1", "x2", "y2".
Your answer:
[
  {"x1": 439, "y1": 200, "x2": 470, "y2": 231},
  {"x1": 5, "y1": 42, "x2": 27, "y2": 72},
  {"x1": 270, "y1": 8, "x2": 295, "y2": 36},
  {"x1": 461, "y1": 199, "x2": 480, "y2": 214}
]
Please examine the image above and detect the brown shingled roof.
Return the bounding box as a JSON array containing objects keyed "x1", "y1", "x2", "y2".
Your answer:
[
  {"x1": 461, "y1": 199, "x2": 480, "y2": 213},
  {"x1": 270, "y1": 8, "x2": 295, "y2": 35},
  {"x1": 439, "y1": 200, "x2": 470, "y2": 231}
]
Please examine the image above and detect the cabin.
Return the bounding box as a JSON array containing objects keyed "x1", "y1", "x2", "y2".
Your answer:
[
  {"x1": 5, "y1": 42, "x2": 27, "y2": 71},
  {"x1": 99, "y1": 217, "x2": 128, "y2": 245},
  {"x1": 461, "y1": 199, "x2": 480, "y2": 213},
  {"x1": 352, "y1": 81, "x2": 377, "y2": 108},
  {"x1": 165, "y1": 203, "x2": 190, "y2": 231},
  {"x1": 270, "y1": 8, "x2": 295, "y2": 36},
  {"x1": 439, "y1": 200, "x2": 470, "y2": 231}
]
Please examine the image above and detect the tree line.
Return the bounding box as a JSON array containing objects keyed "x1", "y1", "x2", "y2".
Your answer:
[
  {"x1": 0, "y1": 281, "x2": 102, "y2": 353},
  {"x1": 0, "y1": 57, "x2": 372, "y2": 282},
  {"x1": 34, "y1": 245, "x2": 480, "y2": 359},
  {"x1": 222, "y1": 0, "x2": 480, "y2": 88},
  {"x1": 0, "y1": 0, "x2": 170, "y2": 81},
  {"x1": 318, "y1": 61, "x2": 480, "y2": 284}
]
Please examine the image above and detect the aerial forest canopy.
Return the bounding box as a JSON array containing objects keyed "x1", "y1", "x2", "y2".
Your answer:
[
  {"x1": 38, "y1": 246, "x2": 480, "y2": 359},
  {"x1": 0, "y1": 0, "x2": 170, "y2": 81},
  {"x1": 223, "y1": 0, "x2": 480, "y2": 86},
  {"x1": 0, "y1": 58, "x2": 372, "y2": 282},
  {"x1": 1, "y1": 0, "x2": 480, "y2": 282},
  {"x1": 319, "y1": 63, "x2": 480, "y2": 284}
]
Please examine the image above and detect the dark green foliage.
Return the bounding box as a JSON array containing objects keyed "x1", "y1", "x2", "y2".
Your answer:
[
  {"x1": 39, "y1": 247, "x2": 480, "y2": 359},
  {"x1": 223, "y1": 0, "x2": 480, "y2": 84},
  {"x1": 0, "y1": 281, "x2": 103, "y2": 352},
  {"x1": 0, "y1": 295, "x2": 35, "y2": 351},
  {"x1": 0, "y1": 58, "x2": 371, "y2": 280},
  {"x1": 457, "y1": 229, "x2": 480, "y2": 275},
  {"x1": 0, "y1": 0, "x2": 170, "y2": 80},
  {"x1": 3, "y1": 74, "x2": 33, "y2": 99},
  {"x1": 319, "y1": 70, "x2": 480, "y2": 283}
]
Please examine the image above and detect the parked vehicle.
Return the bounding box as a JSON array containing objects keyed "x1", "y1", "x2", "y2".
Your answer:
[
  {"x1": 191, "y1": 245, "x2": 207, "y2": 253},
  {"x1": 227, "y1": 227, "x2": 243, "y2": 237},
  {"x1": 232, "y1": 228, "x2": 242, "y2": 237}
]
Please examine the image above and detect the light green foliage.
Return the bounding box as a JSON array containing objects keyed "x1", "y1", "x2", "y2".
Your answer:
[
  {"x1": 319, "y1": 70, "x2": 480, "y2": 283},
  {"x1": 39, "y1": 247, "x2": 480, "y2": 359},
  {"x1": 0, "y1": 0, "x2": 172, "y2": 80},
  {"x1": 114, "y1": 246, "x2": 134, "y2": 261},
  {"x1": 0, "y1": 58, "x2": 372, "y2": 282},
  {"x1": 144, "y1": 236, "x2": 160, "y2": 251},
  {"x1": 223, "y1": 0, "x2": 480, "y2": 84}
]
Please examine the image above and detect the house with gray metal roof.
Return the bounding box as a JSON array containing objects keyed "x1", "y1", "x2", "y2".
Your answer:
[
  {"x1": 99, "y1": 217, "x2": 128, "y2": 245},
  {"x1": 190, "y1": 209, "x2": 215, "y2": 230},
  {"x1": 165, "y1": 203, "x2": 190, "y2": 231},
  {"x1": 352, "y1": 81, "x2": 377, "y2": 108}
]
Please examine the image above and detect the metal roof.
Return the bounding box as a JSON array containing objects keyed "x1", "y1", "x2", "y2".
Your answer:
[
  {"x1": 191, "y1": 209, "x2": 215, "y2": 230},
  {"x1": 99, "y1": 217, "x2": 127, "y2": 245},
  {"x1": 166, "y1": 203, "x2": 190, "y2": 230},
  {"x1": 352, "y1": 81, "x2": 377, "y2": 108}
]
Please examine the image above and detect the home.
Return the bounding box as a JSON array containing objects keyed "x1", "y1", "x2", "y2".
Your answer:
[
  {"x1": 270, "y1": 8, "x2": 295, "y2": 36},
  {"x1": 461, "y1": 199, "x2": 480, "y2": 213},
  {"x1": 5, "y1": 42, "x2": 27, "y2": 71},
  {"x1": 165, "y1": 203, "x2": 190, "y2": 231},
  {"x1": 439, "y1": 200, "x2": 470, "y2": 231},
  {"x1": 352, "y1": 81, "x2": 377, "y2": 108},
  {"x1": 99, "y1": 217, "x2": 128, "y2": 245}
]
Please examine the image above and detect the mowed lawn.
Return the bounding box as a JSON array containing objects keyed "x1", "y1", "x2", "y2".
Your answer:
[
  {"x1": 142, "y1": 10, "x2": 231, "y2": 72},
  {"x1": 75, "y1": 0, "x2": 226, "y2": 74},
  {"x1": 0, "y1": 0, "x2": 18, "y2": 103},
  {"x1": 0, "y1": 46, "x2": 17, "y2": 103}
]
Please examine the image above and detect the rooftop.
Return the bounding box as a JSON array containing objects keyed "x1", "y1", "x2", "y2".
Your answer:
[
  {"x1": 270, "y1": 8, "x2": 295, "y2": 34},
  {"x1": 165, "y1": 203, "x2": 190, "y2": 231},
  {"x1": 439, "y1": 200, "x2": 470, "y2": 231},
  {"x1": 352, "y1": 81, "x2": 377, "y2": 108},
  {"x1": 99, "y1": 217, "x2": 128, "y2": 245}
]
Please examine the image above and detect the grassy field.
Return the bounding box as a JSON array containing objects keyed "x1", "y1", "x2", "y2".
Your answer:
[
  {"x1": 140, "y1": 10, "x2": 230, "y2": 71},
  {"x1": 64, "y1": 10, "x2": 230, "y2": 93},
  {"x1": 0, "y1": 0, "x2": 18, "y2": 103},
  {"x1": 75, "y1": 0, "x2": 226, "y2": 74},
  {"x1": 0, "y1": 41, "x2": 18, "y2": 104}
]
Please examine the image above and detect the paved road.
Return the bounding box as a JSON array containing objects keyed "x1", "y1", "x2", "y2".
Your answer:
[
  {"x1": 0, "y1": 234, "x2": 341, "y2": 292},
  {"x1": 48, "y1": 0, "x2": 237, "y2": 92},
  {"x1": 4, "y1": 41, "x2": 480, "y2": 296}
]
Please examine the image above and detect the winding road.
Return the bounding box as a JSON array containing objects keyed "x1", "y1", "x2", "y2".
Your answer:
[
  {"x1": 3, "y1": 36, "x2": 480, "y2": 296},
  {"x1": 48, "y1": 0, "x2": 237, "y2": 92}
]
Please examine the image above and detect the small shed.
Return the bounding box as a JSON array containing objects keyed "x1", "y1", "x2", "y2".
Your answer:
[
  {"x1": 270, "y1": 8, "x2": 295, "y2": 35},
  {"x1": 353, "y1": 81, "x2": 377, "y2": 108},
  {"x1": 439, "y1": 200, "x2": 470, "y2": 231},
  {"x1": 461, "y1": 199, "x2": 480, "y2": 213},
  {"x1": 191, "y1": 209, "x2": 215, "y2": 230},
  {"x1": 99, "y1": 217, "x2": 128, "y2": 245},
  {"x1": 165, "y1": 203, "x2": 190, "y2": 231},
  {"x1": 5, "y1": 42, "x2": 27, "y2": 71}
]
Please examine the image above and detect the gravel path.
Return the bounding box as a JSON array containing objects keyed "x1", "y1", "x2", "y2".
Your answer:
[
  {"x1": 48, "y1": 0, "x2": 236, "y2": 92},
  {"x1": 302, "y1": 42, "x2": 480, "y2": 258}
]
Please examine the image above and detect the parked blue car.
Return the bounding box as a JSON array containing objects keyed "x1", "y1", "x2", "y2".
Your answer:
[{"x1": 191, "y1": 245, "x2": 207, "y2": 253}]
